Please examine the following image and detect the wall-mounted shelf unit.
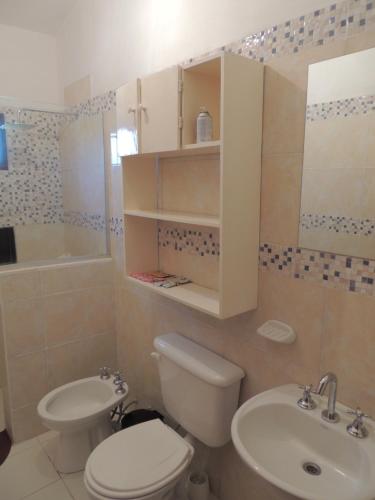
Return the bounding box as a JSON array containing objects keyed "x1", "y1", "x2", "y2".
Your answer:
[
  {"x1": 117, "y1": 53, "x2": 264, "y2": 319},
  {"x1": 124, "y1": 209, "x2": 220, "y2": 228}
]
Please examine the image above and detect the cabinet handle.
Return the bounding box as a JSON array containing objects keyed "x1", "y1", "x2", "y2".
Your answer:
[
  {"x1": 128, "y1": 106, "x2": 136, "y2": 114},
  {"x1": 140, "y1": 104, "x2": 147, "y2": 112}
]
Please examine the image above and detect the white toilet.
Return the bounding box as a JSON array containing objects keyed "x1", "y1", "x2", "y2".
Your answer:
[
  {"x1": 38, "y1": 375, "x2": 128, "y2": 473},
  {"x1": 84, "y1": 333, "x2": 245, "y2": 500}
]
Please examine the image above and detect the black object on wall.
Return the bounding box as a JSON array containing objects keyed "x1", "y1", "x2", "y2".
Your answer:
[
  {"x1": 0, "y1": 227, "x2": 17, "y2": 265},
  {"x1": 0, "y1": 430, "x2": 11, "y2": 466}
]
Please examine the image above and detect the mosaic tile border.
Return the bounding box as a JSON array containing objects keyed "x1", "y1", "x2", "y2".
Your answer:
[
  {"x1": 158, "y1": 223, "x2": 220, "y2": 257},
  {"x1": 109, "y1": 216, "x2": 124, "y2": 237},
  {"x1": 183, "y1": 0, "x2": 375, "y2": 66},
  {"x1": 0, "y1": 207, "x2": 63, "y2": 228},
  {"x1": 260, "y1": 242, "x2": 375, "y2": 295},
  {"x1": 306, "y1": 94, "x2": 375, "y2": 121},
  {"x1": 63, "y1": 211, "x2": 106, "y2": 232},
  {"x1": 300, "y1": 213, "x2": 375, "y2": 236},
  {"x1": 70, "y1": 91, "x2": 116, "y2": 118}
]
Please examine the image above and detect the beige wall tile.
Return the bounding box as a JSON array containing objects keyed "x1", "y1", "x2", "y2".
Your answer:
[
  {"x1": 81, "y1": 333, "x2": 117, "y2": 376},
  {"x1": 262, "y1": 67, "x2": 306, "y2": 155},
  {"x1": 84, "y1": 286, "x2": 115, "y2": 336},
  {"x1": 40, "y1": 259, "x2": 112, "y2": 295},
  {"x1": 12, "y1": 404, "x2": 47, "y2": 443},
  {"x1": 42, "y1": 291, "x2": 87, "y2": 347},
  {"x1": 8, "y1": 351, "x2": 48, "y2": 409},
  {"x1": 0, "y1": 270, "x2": 41, "y2": 303},
  {"x1": 322, "y1": 288, "x2": 375, "y2": 415},
  {"x1": 159, "y1": 245, "x2": 219, "y2": 290},
  {"x1": 260, "y1": 153, "x2": 303, "y2": 246},
  {"x1": 345, "y1": 30, "x2": 375, "y2": 54},
  {"x1": 46, "y1": 340, "x2": 88, "y2": 390},
  {"x1": 3, "y1": 299, "x2": 44, "y2": 358}
]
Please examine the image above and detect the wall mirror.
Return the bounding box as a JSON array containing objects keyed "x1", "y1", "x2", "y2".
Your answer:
[{"x1": 299, "y1": 47, "x2": 375, "y2": 259}]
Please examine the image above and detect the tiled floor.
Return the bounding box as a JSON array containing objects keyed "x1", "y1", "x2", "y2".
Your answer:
[
  {"x1": 0, "y1": 431, "x2": 219, "y2": 500},
  {"x1": 0, "y1": 431, "x2": 90, "y2": 500}
]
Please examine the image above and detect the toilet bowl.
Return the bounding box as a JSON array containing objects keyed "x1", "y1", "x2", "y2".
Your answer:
[
  {"x1": 38, "y1": 375, "x2": 128, "y2": 473},
  {"x1": 84, "y1": 333, "x2": 245, "y2": 500},
  {"x1": 84, "y1": 419, "x2": 194, "y2": 500}
]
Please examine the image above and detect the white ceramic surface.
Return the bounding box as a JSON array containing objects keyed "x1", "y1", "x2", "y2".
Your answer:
[
  {"x1": 231, "y1": 384, "x2": 375, "y2": 500},
  {"x1": 153, "y1": 333, "x2": 244, "y2": 447},
  {"x1": 38, "y1": 376, "x2": 128, "y2": 473}
]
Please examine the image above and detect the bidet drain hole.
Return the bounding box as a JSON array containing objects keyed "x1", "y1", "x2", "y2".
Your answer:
[{"x1": 302, "y1": 462, "x2": 322, "y2": 476}]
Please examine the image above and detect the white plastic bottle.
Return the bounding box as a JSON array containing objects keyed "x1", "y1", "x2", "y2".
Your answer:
[{"x1": 196, "y1": 107, "x2": 213, "y2": 143}]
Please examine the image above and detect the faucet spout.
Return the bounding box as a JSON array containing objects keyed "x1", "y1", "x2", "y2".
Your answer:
[{"x1": 316, "y1": 372, "x2": 340, "y2": 423}]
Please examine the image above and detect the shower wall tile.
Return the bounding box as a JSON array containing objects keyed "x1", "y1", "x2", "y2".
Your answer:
[{"x1": 0, "y1": 108, "x2": 65, "y2": 231}]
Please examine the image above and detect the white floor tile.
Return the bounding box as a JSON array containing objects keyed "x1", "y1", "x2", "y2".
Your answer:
[
  {"x1": 0, "y1": 445, "x2": 59, "y2": 500},
  {"x1": 23, "y1": 480, "x2": 72, "y2": 500},
  {"x1": 9, "y1": 437, "x2": 39, "y2": 457},
  {"x1": 61, "y1": 471, "x2": 91, "y2": 500},
  {"x1": 39, "y1": 433, "x2": 58, "y2": 464}
]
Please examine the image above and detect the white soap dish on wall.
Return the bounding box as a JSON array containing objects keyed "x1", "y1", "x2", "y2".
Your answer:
[{"x1": 256, "y1": 320, "x2": 296, "y2": 344}]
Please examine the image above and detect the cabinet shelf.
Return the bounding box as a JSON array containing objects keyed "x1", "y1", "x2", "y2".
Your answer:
[
  {"x1": 127, "y1": 276, "x2": 220, "y2": 317},
  {"x1": 183, "y1": 140, "x2": 221, "y2": 151},
  {"x1": 117, "y1": 52, "x2": 264, "y2": 319},
  {"x1": 124, "y1": 209, "x2": 220, "y2": 228}
]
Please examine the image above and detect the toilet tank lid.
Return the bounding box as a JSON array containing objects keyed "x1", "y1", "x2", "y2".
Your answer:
[{"x1": 154, "y1": 333, "x2": 245, "y2": 388}]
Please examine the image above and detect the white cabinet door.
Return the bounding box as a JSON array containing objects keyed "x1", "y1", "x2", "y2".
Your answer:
[
  {"x1": 116, "y1": 80, "x2": 140, "y2": 156},
  {"x1": 140, "y1": 66, "x2": 180, "y2": 154}
]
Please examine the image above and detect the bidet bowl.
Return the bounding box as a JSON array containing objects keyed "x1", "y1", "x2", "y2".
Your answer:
[
  {"x1": 37, "y1": 375, "x2": 128, "y2": 473},
  {"x1": 38, "y1": 376, "x2": 127, "y2": 432},
  {"x1": 231, "y1": 384, "x2": 375, "y2": 500}
]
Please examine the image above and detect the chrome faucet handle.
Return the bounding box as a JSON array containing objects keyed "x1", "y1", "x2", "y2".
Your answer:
[
  {"x1": 99, "y1": 367, "x2": 111, "y2": 380},
  {"x1": 113, "y1": 371, "x2": 124, "y2": 385},
  {"x1": 297, "y1": 384, "x2": 317, "y2": 410},
  {"x1": 115, "y1": 380, "x2": 127, "y2": 395},
  {"x1": 346, "y1": 408, "x2": 373, "y2": 438}
]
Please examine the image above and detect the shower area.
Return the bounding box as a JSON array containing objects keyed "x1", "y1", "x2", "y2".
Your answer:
[{"x1": 0, "y1": 104, "x2": 108, "y2": 264}]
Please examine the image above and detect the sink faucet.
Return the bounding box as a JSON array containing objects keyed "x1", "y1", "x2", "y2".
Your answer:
[{"x1": 315, "y1": 372, "x2": 340, "y2": 423}]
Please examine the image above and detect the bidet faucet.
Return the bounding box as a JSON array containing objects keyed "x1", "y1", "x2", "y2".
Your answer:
[{"x1": 315, "y1": 372, "x2": 339, "y2": 423}]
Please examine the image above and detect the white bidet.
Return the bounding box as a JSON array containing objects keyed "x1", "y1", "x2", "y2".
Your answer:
[{"x1": 38, "y1": 375, "x2": 128, "y2": 473}]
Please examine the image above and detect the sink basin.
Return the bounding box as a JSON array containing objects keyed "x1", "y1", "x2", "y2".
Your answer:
[{"x1": 231, "y1": 384, "x2": 375, "y2": 500}]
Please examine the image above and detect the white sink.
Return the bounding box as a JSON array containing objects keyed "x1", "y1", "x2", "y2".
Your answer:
[{"x1": 231, "y1": 384, "x2": 375, "y2": 500}]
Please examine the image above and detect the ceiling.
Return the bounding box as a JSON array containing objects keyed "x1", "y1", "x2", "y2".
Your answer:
[{"x1": 0, "y1": 0, "x2": 78, "y2": 35}]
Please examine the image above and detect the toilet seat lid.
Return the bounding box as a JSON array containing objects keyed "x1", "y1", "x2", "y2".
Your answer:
[{"x1": 86, "y1": 419, "x2": 193, "y2": 498}]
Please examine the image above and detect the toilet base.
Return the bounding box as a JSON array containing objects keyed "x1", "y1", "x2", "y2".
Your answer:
[
  {"x1": 84, "y1": 473, "x2": 180, "y2": 500},
  {"x1": 55, "y1": 417, "x2": 112, "y2": 473}
]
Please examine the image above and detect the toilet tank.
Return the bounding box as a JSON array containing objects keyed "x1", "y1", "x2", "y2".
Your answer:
[{"x1": 153, "y1": 333, "x2": 245, "y2": 447}]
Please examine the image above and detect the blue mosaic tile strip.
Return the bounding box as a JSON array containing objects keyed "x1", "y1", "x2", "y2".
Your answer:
[
  {"x1": 260, "y1": 242, "x2": 375, "y2": 296},
  {"x1": 306, "y1": 94, "x2": 375, "y2": 121},
  {"x1": 109, "y1": 216, "x2": 124, "y2": 237},
  {"x1": 64, "y1": 211, "x2": 106, "y2": 232},
  {"x1": 183, "y1": 0, "x2": 375, "y2": 65},
  {"x1": 158, "y1": 223, "x2": 220, "y2": 257},
  {"x1": 300, "y1": 213, "x2": 375, "y2": 236},
  {"x1": 71, "y1": 90, "x2": 116, "y2": 118}
]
